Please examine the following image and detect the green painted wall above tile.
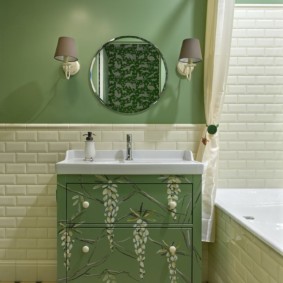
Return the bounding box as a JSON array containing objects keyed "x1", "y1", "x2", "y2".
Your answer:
[{"x1": 0, "y1": 0, "x2": 207, "y2": 124}]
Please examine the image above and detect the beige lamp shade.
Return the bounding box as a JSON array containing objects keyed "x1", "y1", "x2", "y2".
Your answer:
[
  {"x1": 178, "y1": 38, "x2": 202, "y2": 64},
  {"x1": 54, "y1": 36, "x2": 78, "y2": 62}
]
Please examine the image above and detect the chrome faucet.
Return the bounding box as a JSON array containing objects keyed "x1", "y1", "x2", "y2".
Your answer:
[{"x1": 126, "y1": 134, "x2": 133, "y2": 160}]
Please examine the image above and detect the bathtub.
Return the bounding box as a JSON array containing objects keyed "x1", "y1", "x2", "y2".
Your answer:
[{"x1": 215, "y1": 188, "x2": 283, "y2": 256}]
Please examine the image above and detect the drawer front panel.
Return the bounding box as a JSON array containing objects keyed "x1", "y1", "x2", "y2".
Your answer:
[
  {"x1": 58, "y1": 226, "x2": 193, "y2": 283},
  {"x1": 65, "y1": 180, "x2": 193, "y2": 225}
]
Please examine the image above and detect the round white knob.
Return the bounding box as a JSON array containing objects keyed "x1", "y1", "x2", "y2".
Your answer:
[
  {"x1": 169, "y1": 245, "x2": 176, "y2": 255},
  {"x1": 82, "y1": 201, "x2": 89, "y2": 209},
  {"x1": 168, "y1": 201, "x2": 177, "y2": 210},
  {"x1": 82, "y1": 245, "x2": 90, "y2": 253}
]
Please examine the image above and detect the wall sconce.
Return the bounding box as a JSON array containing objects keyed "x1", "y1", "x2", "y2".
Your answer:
[
  {"x1": 54, "y1": 36, "x2": 80, "y2": 80},
  {"x1": 177, "y1": 38, "x2": 202, "y2": 81}
]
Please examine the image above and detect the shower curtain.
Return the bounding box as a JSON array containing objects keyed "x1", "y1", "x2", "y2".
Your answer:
[{"x1": 196, "y1": 0, "x2": 235, "y2": 242}]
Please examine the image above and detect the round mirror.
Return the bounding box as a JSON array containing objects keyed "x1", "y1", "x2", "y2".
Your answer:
[{"x1": 90, "y1": 36, "x2": 168, "y2": 114}]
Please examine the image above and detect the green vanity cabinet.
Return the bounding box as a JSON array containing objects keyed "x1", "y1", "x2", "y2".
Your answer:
[{"x1": 57, "y1": 174, "x2": 202, "y2": 283}]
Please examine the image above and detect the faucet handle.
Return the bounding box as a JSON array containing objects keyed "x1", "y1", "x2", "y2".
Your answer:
[{"x1": 126, "y1": 134, "x2": 133, "y2": 160}]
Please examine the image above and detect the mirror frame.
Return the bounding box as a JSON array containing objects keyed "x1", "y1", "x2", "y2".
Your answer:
[{"x1": 90, "y1": 35, "x2": 168, "y2": 114}]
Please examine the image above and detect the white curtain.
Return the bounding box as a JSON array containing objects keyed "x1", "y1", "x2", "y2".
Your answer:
[{"x1": 196, "y1": 0, "x2": 235, "y2": 242}]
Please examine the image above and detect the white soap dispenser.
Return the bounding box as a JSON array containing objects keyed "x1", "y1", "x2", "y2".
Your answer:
[{"x1": 83, "y1": 132, "x2": 96, "y2": 161}]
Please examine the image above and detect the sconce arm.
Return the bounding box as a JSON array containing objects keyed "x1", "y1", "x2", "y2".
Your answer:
[
  {"x1": 62, "y1": 61, "x2": 80, "y2": 80},
  {"x1": 177, "y1": 62, "x2": 196, "y2": 81}
]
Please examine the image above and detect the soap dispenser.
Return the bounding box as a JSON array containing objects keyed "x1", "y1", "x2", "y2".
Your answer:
[{"x1": 83, "y1": 132, "x2": 96, "y2": 161}]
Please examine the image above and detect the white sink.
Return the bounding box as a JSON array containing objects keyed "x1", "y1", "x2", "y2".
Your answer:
[{"x1": 56, "y1": 150, "x2": 204, "y2": 175}]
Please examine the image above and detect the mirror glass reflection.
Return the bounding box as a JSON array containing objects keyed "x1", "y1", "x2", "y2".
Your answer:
[{"x1": 90, "y1": 36, "x2": 168, "y2": 114}]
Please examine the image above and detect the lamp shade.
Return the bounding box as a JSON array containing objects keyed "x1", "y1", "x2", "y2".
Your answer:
[
  {"x1": 54, "y1": 36, "x2": 78, "y2": 62},
  {"x1": 178, "y1": 38, "x2": 202, "y2": 64}
]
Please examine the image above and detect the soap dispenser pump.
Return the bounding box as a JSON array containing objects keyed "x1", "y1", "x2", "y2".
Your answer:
[{"x1": 83, "y1": 132, "x2": 96, "y2": 161}]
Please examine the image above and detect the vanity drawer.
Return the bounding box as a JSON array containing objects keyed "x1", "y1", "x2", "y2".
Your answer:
[
  {"x1": 58, "y1": 226, "x2": 193, "y2": 283},
  {"x1": 63, "y1": 180, "x2": 193, "y2": 225},
  {"x1": 57, "y1": 174, "x2": 202, "y2": 283}
]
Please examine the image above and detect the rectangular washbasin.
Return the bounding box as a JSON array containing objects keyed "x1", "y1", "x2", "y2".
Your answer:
[{"x1": 56, "y1": 150, "x2": 204, "y2": 175}]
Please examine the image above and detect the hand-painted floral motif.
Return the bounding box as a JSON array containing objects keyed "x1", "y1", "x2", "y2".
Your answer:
[
  {"x1": 59, "y1": 227, "x2": 74, "y2": 271},
  {"x1": 167, "y1": 248, "x2": 178, "y2": 283},
  {"x1": 160, "y1": 176, "x2": 182, "y2": 220},
  {"x1": 128, "y1": 204, "x2": 152, "y2": 279},
  {"x1": 71, "y1": 194, "x2": 85, "y2": 215},
  {"x1": 102, "y1": 271, "x2": 117, "y2": 283},
  {"x1": 157, "y1": 241, "x2": 178, "y2": 283},
  {"x1": 133, "y1": 218, "x2": 148, "y2": 279},
  {"x1": 102, "y1": 181, "x2": 119, "y2": 251}
]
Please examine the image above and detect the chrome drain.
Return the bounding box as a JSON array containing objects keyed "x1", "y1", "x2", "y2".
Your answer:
[{"x1": 243, "y1": 216, "x2": 255, "y2": 220}]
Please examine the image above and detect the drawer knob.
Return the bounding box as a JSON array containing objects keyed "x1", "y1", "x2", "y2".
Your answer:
[
  {"x1": 82, "y1": 201, "x2": 89, "y2": 208},
  {"x1": 169, "y1": 245, "x2": 176, "y2": 255},
  {"x1": 82, "y1": 245, "x2": 90, "y2": 253},
  {"x1": 168, "y1": 201, "x2": 177, "y2": 210}
]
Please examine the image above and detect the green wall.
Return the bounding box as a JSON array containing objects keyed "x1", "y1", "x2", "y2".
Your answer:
[{"x1": 0, "y1": 0, "x2": 207, "y2": 124}]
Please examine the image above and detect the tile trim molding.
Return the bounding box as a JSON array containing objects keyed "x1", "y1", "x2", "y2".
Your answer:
[{"x1": 0, "y1": 123, "x2": 205, "y2": 130}]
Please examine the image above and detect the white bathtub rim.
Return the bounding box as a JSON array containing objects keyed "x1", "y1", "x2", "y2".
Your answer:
[{"x1": 215, "y1": 188, "x2": 283, "y2": 256}]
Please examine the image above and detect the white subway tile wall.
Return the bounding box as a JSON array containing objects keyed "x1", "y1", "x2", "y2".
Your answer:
[
  {"x1": 219, "y1": 5, "x2": 283, "y2": 189},
  {"x1": 0, "y1": 123, "x2": 203, "y2": 281},
  {"x1": 211, "y1": 5, "x2": 283, "y2": 283}
]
